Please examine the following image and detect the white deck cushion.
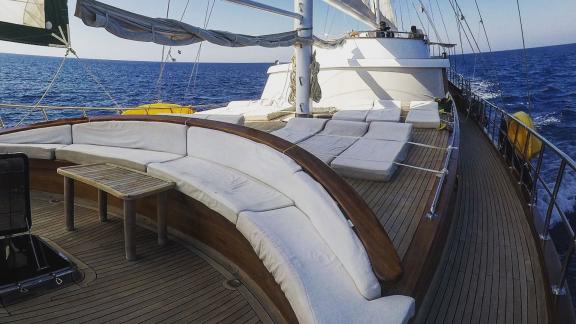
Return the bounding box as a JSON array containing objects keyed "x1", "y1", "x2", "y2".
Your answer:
[
  {"x1": 298, "y1": 135, "x2": 357, "y2": 164},
  {"x1": 332, "y1": 110, "x2": 370, "y2": 122},
  {"x1": 72, "y1": 121, "x2": 188, "y2": 155},
  {"x1": 270, "y1": 171, "x2": 381, "y2": 300},
  {"x1": 410, "y1": 101, "x2": 438, "y2": 111},
  {"x1": 365, "y1": 108, "x2": 402, "y2": 123},
  {"x1": 405, "y1": 109, "x2": 441, "y2": 129},
  {"x1": 237, "y1": 207, "x2": 415, "y2": 324},
  {"x1": 55, "y1": 144, "x2": 182, "y2": 172},
  {"x1": 147, "y1": 157, "x2": 293, "y2": 223},
  {"x1": 331, "y1": 139, "x2": 407, "y2": 181},
  {"x1": 187, "y1": 127, "x2": 302, "y2": 191},
  {"x1": 297, "y1": 120, "x2": 368, "y2": 163},
  {"x1": 364, "y1": 122, "x2": 413, "y2": 142},
  {"x1": 0, "y1": 125, "x2": 72, "y2": 145},
  {"x1": 271, "y1": 118, "x2": 328, "y2": 143},
  {"x1": 0, "y1": 143, "x2": 66, "y2": 160},
  {"x1": 320, "y1": 120, "x2": 368, "y2": 137}
]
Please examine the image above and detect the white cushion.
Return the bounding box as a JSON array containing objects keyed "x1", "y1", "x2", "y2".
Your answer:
[
  {"x1": 331, "y1": 139, "x2": 407, "y2": 181},
  {"x1": 0, "y1": 125, "x2": 72, "y2": 144},
  {"x1": 405, "y1": 109, "x2": 440, "y2": 129},
  {"x1": 226, "y1": 100, "x2": 253, "y2": 108},
  {"x1": 271, "y1": 118, "x2": 328, "y2": 144},
  {"x1": 55, "y1": 144, "x2": 182, "y2": 172},
  {"x1": 364, "y1": 122, "x2": 413, "y2": 142},
  {"x1": 298, "y1": 135, "x2": 357, "y2": 164},
  {"x1": 365, "y1": 108, "x2": 401, "y2": 123},
  {"x1": 269, "y1": 171, "x2": 381, "y2": 300},
  {"x1": 237, "y1": 207, "x2": 415, "y2": 324},
  {"x1": 148, "y1": 157, "x2": 292, "y2": 223},
  {"x1": 320, "y1": 120, "x2": 368, "y2": 137},
  {"x1": 0, "y1": 143, "x2": 66, "y2": 160},
  {"x1": 409, "y1": 101, "x2": 438, "y2": 111},
  {"x1": 72, "y1": 121, "x2": 188, "y2": 155},
  {"x1": 332, "y1": 110, "x2": 370, "y2": 122},
  {"x1": 187, "y1": 127, "x2": 302, "y2": 191},
  {"x1": 373, "y1": 100, "x2": 402, "y2": 109}
]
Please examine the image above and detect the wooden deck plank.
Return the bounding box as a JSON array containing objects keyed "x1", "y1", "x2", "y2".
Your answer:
[
  {"x1": 0, "y1": 193, "x2": 267, "y2": 323},
  {"x1": 415, "y1": 115, "x2": 548, "y2": 323}
]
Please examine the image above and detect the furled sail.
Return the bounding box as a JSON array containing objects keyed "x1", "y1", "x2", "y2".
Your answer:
[
  {"x1": 323, "y1": 0, "x2": 378, "y2": 29},
  {"x1": 75, "y1": 0, "x2": 342, "y2": 49},
  {"x1": 376, "y1": 0, "x2": 396, "y2": 26},
  {"x1": 0, "y1": 0, "x2": 69, "y2": 47}
]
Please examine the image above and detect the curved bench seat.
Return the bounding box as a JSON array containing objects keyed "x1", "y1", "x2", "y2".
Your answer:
[
  {"x1": 0, "y1": 117, "x2": 413, "y2": 324},
  {"x1": 238, "y1": 207, "x2": 415, "y2": 324},
  {"x1": 0, "y1": 143, "x2": 67, "y2": 160},
  {"x1": 148, "y1": 157, "x2": 293, "y2": 223}
]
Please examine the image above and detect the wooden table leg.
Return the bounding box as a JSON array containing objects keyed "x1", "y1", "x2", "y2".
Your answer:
[
  {"x1": 98, "y1": 190, "x2": 108, "y2": 223},
  {"x1": 124, "y1": 200, "x2": 136, "y2": 261},
  {"x1": 157, "y1": 192, "x2": 167, "y2": 246},
  {"x1": 64, "y1": 177, "x2": 75, "y2": 231}
]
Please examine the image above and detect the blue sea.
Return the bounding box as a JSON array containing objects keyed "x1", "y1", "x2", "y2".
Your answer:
[{"x1": 1, "y1": 45, "x2": 575, "y2": 212}]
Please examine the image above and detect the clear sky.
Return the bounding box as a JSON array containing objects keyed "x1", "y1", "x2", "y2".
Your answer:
[{"x1": 1, "y1": 0, "x2": 575, "y2": 62}]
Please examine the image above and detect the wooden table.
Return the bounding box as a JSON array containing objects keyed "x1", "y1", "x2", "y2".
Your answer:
[{"x1": 57, "y1": 163, "x2": 175, "y2": 261}]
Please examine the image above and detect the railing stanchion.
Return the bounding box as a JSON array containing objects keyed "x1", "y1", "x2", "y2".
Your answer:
[
  {"x1": 519, "y1": 130, "x2": 531, "y2": 188},
  {"x1": 531, "y1": 145, "x2": 545, "y2": 208},
  {"x1": 553, "y1": 240, "x2": 575, "y2": 297},
  {"x1": 541, "y1": 160, "x2": 567, "y2": 240}
]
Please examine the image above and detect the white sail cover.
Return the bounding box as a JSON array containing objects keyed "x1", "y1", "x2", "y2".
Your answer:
[
  {"x1": 75, "y1": 0, "x2": 343, "y2": 48},
  {"x1": 0, "y1": 0, "x2": 45, "y2": 28}
]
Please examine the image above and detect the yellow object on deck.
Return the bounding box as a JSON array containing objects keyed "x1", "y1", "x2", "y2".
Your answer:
[
  {"x1": 122, "y1": 102, "x2": 194, "y2": 115},
  {"x1": 507, "y1": 111, "x2": 542, "y2": 160}
]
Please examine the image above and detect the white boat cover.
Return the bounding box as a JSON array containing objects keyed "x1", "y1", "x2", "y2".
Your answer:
[{"x1": 75, "y1": 0, "x2": 344, "y2": 48}]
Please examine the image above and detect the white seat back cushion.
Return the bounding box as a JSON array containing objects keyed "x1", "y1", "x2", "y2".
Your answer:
[
  {"x1": 237, "y1": 207, "x2": 415, "y2": 323},
  {"x1": 273, "y1": 171, "x2": 381, "y2": 300},
  {"x1": 364, "y1": 122, "x2": 413, "y2": 142},
  {"x1": 320, "y1": 120, "x2": 368, "y2": 137},
  {"x1": 332, "y1": 110, "x2": 370, "y2": 122},
  {"x1": 72, "y1": 121, "x2": 187, "y2": 155},
  {"x1": 187, "y1": 127, "x2": 302, "y2": 190},
  {"x1": 0, "y1": 125, "x2": 72, "y2": 144}
]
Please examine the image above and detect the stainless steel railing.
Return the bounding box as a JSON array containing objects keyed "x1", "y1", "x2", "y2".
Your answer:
[
  {"x1": 427, "y1": 96, "x2": 459, "y2": 219},
  {"x1": 448, "y1": 68, "x2": 576, "y2": 303}
]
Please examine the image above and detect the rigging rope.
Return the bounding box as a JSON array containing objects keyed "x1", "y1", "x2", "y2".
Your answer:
[
  {"x1": 185, "y1": 0, "x2": 216, "y2": 97},
  {"x1": 15, "y1": 50, "x2": 69, "y2": 126},
  {"x1": 154, "y1": 0, "x2": 172, "y2": 102},
  {"x1": 435, "y1": 0, "x2": 450, "y2": 44},
  {"x1": 515, "y1": 0, "x2": 532, "y2": 111}
]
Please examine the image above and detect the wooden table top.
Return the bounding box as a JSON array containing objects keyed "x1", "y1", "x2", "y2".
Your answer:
[{"x1": 57, "y1": 163, "x2": 175, "y2": 200}]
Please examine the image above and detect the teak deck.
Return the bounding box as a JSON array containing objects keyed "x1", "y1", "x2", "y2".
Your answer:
[
  {"x1": 416, "y1": 116, "x2": 548, "y2": 323},
  {"x1": 0, "y1": 192, "x2": 270, "y2": 324}
]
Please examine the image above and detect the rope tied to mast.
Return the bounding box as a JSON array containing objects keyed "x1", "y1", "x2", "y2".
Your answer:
[{"x1": 288, "y1": 51, "x2": 322, "y2": 106}]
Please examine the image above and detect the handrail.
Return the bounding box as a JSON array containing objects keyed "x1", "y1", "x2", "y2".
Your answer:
[
  {"x1": 448, "y1": 68, "x2": 576, "y2": 310},
  {"x1": 427, "y1": 96, "x2": 460, "y2": 219},
  {"x1": 0, "y1": 115, "x2": 403, "y2": 283}
]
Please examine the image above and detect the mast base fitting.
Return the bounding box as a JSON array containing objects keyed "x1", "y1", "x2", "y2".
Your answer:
[{"x1": 295, "y1": 113, "x2": 313, "y2": 118}]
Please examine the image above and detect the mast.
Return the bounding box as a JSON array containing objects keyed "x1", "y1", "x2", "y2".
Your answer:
[
  {"x1": 294, "y1": 0, "x2": 313, "y2": 117},
  {"x1": 374, "y1": 0, "x2": 381, "y2": 26}
]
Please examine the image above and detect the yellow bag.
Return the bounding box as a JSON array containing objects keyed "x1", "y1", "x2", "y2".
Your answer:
[
  {"x1": 122, "y1": 102, "x2": 194, "y2": 115},
  {"x1": 507, "y1": 111, "x2": 542, "y2": 160}
]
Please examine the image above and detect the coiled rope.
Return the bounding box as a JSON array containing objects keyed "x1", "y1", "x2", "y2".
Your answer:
[{"x1": 288, "y1": 51, "x2": 322, "y2": 106}]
